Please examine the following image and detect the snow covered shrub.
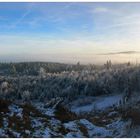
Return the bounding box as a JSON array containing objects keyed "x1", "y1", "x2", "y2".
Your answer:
[
  {"x1": 22, "y1": 90, "x2": 31, "y2": 101},
  {"x1": 119, "y1": 92, "x2": 140, "y2": 127},
  {"x1": 39, "y1": 67, "x2": 46, "y2": 78},
  {"x1": 0, "y1": 81, "x2": 9, "y2": 94}
]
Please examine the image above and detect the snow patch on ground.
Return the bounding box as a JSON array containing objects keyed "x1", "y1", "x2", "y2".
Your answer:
[
  {"x1": 45, "y1": 108, "x2": 55, "y2": 117},
  {"x1": 64, "y1": 120, "x2": 84, "y2": 138},
  {"x1": 107, "y1": 119, "x2": 131, "y2": 137},
  {"x1": 49, "y1": 118, "x2": 61, "y2": 132},
  {"x1": 0, "y1": 128, "x2": 7, "y2": 137},
  {"x1": 65, "y1": 131, "x2": 84, "y2": 138},
  {"x1": 8, "y1": 104, "x2": 23, "y2": 118},
  {"x1": 31, "y1": 118, "x2": 43, "y2": 128},
  {"x1": 34, "y1": 103, "x2": 55, "y2": 117},
  {"x1": 80, "y1": 119, "x2": 111, "y2": 137},
  {"x1": 96, "y1": 94, "x2": 122, "y2": 110},
  {"x1": 71, "y1": 94, "x2": 122, "y2": 114},
  {"x1": 64, "y1": 120, "x2": 79, "y2": 132}
]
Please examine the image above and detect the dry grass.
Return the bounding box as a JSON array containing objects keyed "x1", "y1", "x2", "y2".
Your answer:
[
  {"x1": 121, "y1": 108, "x2": 140, "y2": 127},
  {"x1": 0, "y1": 100, "x2": 52, "y2": 137},
  {"x1": 55, "y1": 104, "x2": 78, "y2": 123},
  {"x1": 58, "y1": 125, "x2": 69, "y2": 136},
  {"x1": 0, "y1": 99, "x2": 11, "y2": 127},
  {"x1": 88, "y1": 108, "x2": 119, "y2": 127},
  {"x1": 0, "y1": 99, "x2": 11, "y2": 113},
  {"x1": 78, "y1": 123, "x2": 89, "y2": 137}
]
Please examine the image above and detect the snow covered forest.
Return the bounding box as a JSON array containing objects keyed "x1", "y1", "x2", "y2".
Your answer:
[{"x1": 0, "y1": 61, "x2": 140, "y2": 137}]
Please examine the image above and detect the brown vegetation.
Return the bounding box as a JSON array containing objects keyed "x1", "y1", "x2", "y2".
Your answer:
[{"x1": 55, "y1": 105, "x2": 78, "y2": 123}]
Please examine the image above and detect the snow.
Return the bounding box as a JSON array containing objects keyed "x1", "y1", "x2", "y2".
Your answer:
[
  {"x1": 8, "y1": 104, "x2": 23, "y2": 118},
  {"x1": 31, "y1": 118, "x2": 43, "y2": 128},
  {"x1": 45, "y1": 108, "x2": 55, "y2": 117},
  {"x1": 9, "y1": 129, "x2": 21, "y2": 138},
  {"x1": 80, "y1": 119, "x2": 111, "y2": 137},
  {"x1": 71, "y1": 94, "x2": 122, "y2": 114},
  {"x1": 49, "y1": 118, "x2": 61, "y2": 131},
  {"x1": 1, "y1": 63, "x2": 140, "y2": 138},
  {"x1": 0, "y1": 94, "x2": 135, "y2": 138},
  {"x1": 63, "y1": 120, "x2": 84, "y2": 138},
  {"x1": 80, "y1": 119, "x2": 95, "y2": 130},
  {"x1": 0, "y1": 129, "x2": 7, "y2": 137},
  {"x1": 34, "y1": 103, "x2": 55, "y2": 117},
  {"x1": 72, "y1": 104, "x2": 94, "y2": 114},
  {"x1": 41, "y1": 127, "x2": 61, "y2": 138},
  {"x1": 64, "y1": 121, "x2": 79, "y2": 131},
  {"x1": 65, "y1": 132, "x2": 84, "y2": 138},
  {"x1": 95, "y1": 94, "x2": 122, "y2": 110},
  {"x1": 3, "y1": 118, "x2": 8, "y2": 128},
  {"x1": 107, "y1": 119, "x2": 131, "y2": 137},
  {"x1": 126, "y1": 126, "x2": 140, "y2": 137},
  {"x1": 42, "y1": 128, "x2": 52, "y2": 138},
  {"x1": 63, "y1": 119, "x2": 112, "y2": 138},
  {"x1": 25, "y1": 130, "x2": 31, "y2": 135},
  {"x1": 108, "y1": 111, "x2": 118, "y2": 117},
  {"x1": 32, "y1": 125, "x2": 56, "y2": 138}
]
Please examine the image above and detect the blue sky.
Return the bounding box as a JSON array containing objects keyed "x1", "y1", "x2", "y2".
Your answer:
[{"x1": 0, "y1": 2, "x2": 140, "y2": 64}]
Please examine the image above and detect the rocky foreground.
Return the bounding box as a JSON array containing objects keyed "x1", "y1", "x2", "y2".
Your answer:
[{"x1": 1, "y1": 95, "x2": 140, "y2": 138}]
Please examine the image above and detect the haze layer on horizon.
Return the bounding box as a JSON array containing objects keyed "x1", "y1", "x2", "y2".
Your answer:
[{"x1": 0, "y1": 2, "x2": 140, "y2": 64}]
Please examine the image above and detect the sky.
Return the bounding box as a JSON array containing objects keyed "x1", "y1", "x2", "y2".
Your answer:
[{"x1": 0, "y1": 2, "x2": 140, "y2": 64}]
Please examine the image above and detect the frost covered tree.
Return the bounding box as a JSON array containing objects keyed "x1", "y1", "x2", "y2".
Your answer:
[
  {"x1": 39, "y1": 67, "x2": 46, "y2": 78},
  {"x1": 22, "y1": 90, "x2": 31, "y2": 101}
]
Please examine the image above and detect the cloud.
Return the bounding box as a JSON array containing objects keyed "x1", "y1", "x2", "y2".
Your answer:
[
  {"x1": 1, "y1": 3, "x2": 140, "y2": 64},
  {"x1": 98, "y1": 51, "x2": 140, "y2": 55},
  {"x1": 92, "y1": 7, "x2": 110, "y2": 13},
  {"x1": 102, "y1": 14, "x2": 140, "y2": 30},
  {"x1": 88, "y1": 4, "x2": 140, "y2": 45},
  {"x1": 9, "y1": 3, "x2": 35, "y2": 29}
]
